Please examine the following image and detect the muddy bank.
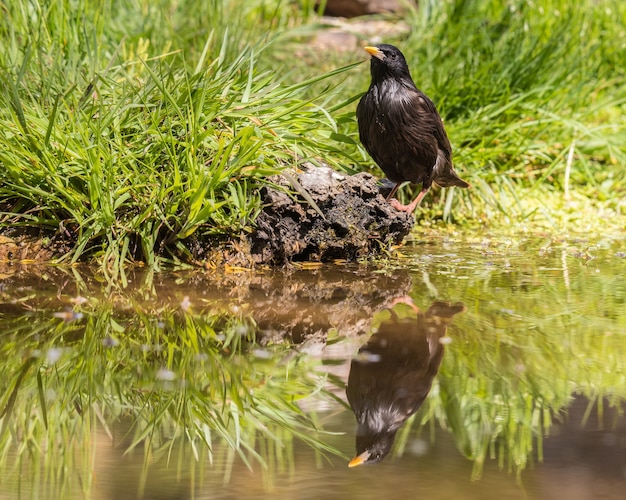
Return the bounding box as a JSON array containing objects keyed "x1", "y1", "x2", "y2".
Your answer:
[{"x1": 1, "y1": 166, "x2": 413, "y2": 267}]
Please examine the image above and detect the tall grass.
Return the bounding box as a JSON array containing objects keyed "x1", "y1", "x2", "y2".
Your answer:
[
  {"x1": 1, "y1": 0, "x2": 625, "y2": 269},
  {"x1": 0, "y1": 0, "x2": 360, "y2": 271}
]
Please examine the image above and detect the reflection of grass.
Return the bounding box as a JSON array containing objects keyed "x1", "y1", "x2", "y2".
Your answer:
[
  {"x1": 433, "y1": 314, "x2": 626, "y2": 479},
  {"x1": 1, "y1": 234, "x2": 625, "y2": 493},
  {"x1": 0, "y1": 303, "x2": 341, "y2": 497},
  {"x1": 394, "y1": 235, "x2": 626, "y2": 479}
]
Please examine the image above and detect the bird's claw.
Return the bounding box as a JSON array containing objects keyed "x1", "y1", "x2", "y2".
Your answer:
[{"x1": 389, "y1": 198, "x2": 418, "y2": 213}]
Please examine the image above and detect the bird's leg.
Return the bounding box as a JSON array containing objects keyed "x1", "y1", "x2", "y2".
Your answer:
[
  {"x1": 389, "y1": 295, "x2": 420, "y2": 313},
  {"x1": 389, "y1": 186, "x2": 430, "y2": 214},
  {"x1": 385, "y1": 183, "x2": 401, "y2": 201}
]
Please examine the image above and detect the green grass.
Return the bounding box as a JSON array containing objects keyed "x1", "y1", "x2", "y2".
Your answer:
[
  {"x1": 1, "y1": 0, "x2": 625, "y2": 270},
  {"x1": 406, "y1": 0, "x2": 626, "y2": 221},
  {"x1": 0, "y1": 0, "x2": 361, "y2": 272}
]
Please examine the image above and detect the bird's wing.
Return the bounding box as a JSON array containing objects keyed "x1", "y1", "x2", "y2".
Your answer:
[{"x1": 406, "y1": 89, "x2": 452, "y2": 160}]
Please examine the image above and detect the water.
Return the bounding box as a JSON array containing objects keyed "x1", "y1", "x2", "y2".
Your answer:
[{"x1": 0, "y1": 232, "x2": 625, "y2": 499}]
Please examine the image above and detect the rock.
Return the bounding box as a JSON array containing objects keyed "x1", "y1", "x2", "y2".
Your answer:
[
  {"x1": 250, "y1": 164, "x2": 414, "y2": 265},
  {"x1": 310, "y1": 29, "x2": 360, "y2": 53},
  {"x1": 0, "y1": 232, "x2": 65, "y2": 265},
  {"x1": 322, "y1": 0, "x2": 414, "y2": 17},
  {"x1": 309, "y1": 17, "x2": 411, "y2": 54}
]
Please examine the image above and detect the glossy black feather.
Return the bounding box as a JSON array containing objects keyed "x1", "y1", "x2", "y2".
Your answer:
[{"x1": 357, "y1": 44, "x2": 468, "y2": 203}]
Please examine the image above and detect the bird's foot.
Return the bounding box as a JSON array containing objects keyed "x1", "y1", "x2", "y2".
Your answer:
[
  {"x1": 389, "y1": 198, "x2": 419, "y2": 214},
  {"x1": 389, "y1": 189, "x2": 428, "y2": 214}
]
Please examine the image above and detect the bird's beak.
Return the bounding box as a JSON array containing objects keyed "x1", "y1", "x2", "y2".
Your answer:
[
  {"x1": 364, "y1": 46, "x2": 385, "y2": 61},
  {"x1": 348, "y1": 450, "x2": 371, "y2": 467}
]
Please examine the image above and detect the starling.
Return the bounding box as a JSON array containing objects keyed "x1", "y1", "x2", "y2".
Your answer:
[
  {"x1": 346, "y1": 299, "x2": 465, "y2": 466},
  {"x1": 357, "y1": 44, "x2": 469, "y2": 213}
]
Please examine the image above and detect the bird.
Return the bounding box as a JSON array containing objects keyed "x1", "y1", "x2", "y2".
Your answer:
[
  {"x1": 357, "y1": 44, "x2": 469, "y2": 213},
  {"x1": 346, "y1": 299, "x2": 465, "y2": 467}
]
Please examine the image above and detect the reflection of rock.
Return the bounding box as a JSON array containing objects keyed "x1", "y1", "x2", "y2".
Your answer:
[
  {"x1": 346, "y1": 299, "x2": 465, "y2": 466},
  {"x1": 248, "y1": 267, "x2": 413, "y2": 343},
  {"x1": 250, "y1": 165, "x2": 414, "y2": 265},
  {"x1": 0, "y1": 264, "x2": 413, "y2": 346}
]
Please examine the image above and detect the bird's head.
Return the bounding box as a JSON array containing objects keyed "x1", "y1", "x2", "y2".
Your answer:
[
  {"x1": 364, "y1": 44, "x2": 412, "y2": 83},
  {"x1": 348, "y1": 429, "x2": 396, "y2": 467}
]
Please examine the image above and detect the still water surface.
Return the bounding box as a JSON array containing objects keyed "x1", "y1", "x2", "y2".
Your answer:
[{"x1": 0, "y1": 233, "x2": 624, "y2": 499}]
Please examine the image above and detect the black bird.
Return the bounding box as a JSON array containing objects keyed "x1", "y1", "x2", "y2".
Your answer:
[
  {"x1": 357, "y1": 44, "x2": 469, "y2": 213},
  {"x1": 346, "y1": 299, "x2": 465, "y2": 467}
]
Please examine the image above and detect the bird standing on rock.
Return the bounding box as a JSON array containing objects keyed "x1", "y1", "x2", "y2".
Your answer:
[{"x1": 357, "y1": 44, "x2": 469, "y2": 213}]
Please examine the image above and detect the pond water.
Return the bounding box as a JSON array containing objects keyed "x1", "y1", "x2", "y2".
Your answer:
[{"x1": 0, "y1": 232, "x2": 625, "y2": 499}]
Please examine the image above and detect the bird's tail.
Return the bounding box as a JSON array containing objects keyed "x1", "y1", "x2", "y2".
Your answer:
[
  {"x1": 432, "y1": 152, "x2": 471, "y2": 189},
  {"x1": 435, "y1": 170, "x2": 470, "y2": 189}
]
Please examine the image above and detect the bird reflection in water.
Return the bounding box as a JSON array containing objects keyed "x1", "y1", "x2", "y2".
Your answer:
[{"x1": 346, "y1": 297, "x2": 465, "y2": 467}]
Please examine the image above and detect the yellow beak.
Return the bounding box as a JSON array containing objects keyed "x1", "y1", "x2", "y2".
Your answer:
[
  {"x1": 364, "y1": 46, "x2": 385, "y2": 61},
  {"x1": 348, "y1": 450, "x2": 371, "y2": 467}
]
